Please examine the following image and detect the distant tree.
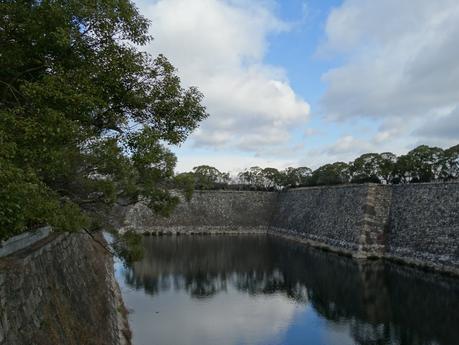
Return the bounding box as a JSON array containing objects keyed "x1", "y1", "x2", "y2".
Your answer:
[
  {"x1": 183, "y1": 143, "x2": 458, "y2": 193},
  {"x1": 407, "y1": 145, "x2": 444, "y2": 182},
  {"x1": 295, "y1": 167, "x2": 313, "y2": 186},
  {"x1": 394, "y1": 154, "x2": 416, "y2": 183},
  {"x1": 279, "y1": 167, "x2": 295, "y2": 187},
  {"x1": 261, "y1": 168, "x2": 281, "y2": 190},
  {"x1": 310, "y1": 162, "x2": 350, "y2": 185},
  {"x1": 379, "y1": 152, "x2": 397, "y2": 184},
  {"x1": 174, "y1": 172, "x2": 195, "y2": 201},
  {"x1": 193, "y1": 165, "x2": 229, "y2": 189},
  {"x1": 280, "y1": 167, "x2": 312, "y2": 187},
  {"x1": 439, "y1": 144, "x2": 459, "y2": 180},
  {"x1": 238, "y1": 166, "x2": 264, "y2": 189},
  {"x1": 350, "y1": 153, "x2": 382, "y2": 183}
]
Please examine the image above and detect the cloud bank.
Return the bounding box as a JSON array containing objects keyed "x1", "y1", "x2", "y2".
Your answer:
[
  {"x1": 320, "y1": 0, "x2": 459, "y2": 148},
  {"x1": 138, "y1": 0, "x2": 310, "y2": 153},
  {"x1": 134, "y1": 0, "x2": 459, "y2": 171}
]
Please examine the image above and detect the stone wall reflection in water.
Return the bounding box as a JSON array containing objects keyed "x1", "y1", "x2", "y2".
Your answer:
[{"x1": 117, "y1": 235, "x2": 459, "y2": 345}]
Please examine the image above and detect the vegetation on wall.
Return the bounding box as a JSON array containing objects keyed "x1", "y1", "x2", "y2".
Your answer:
[
  {"x1": 178, "y1": 144, "x2": 459, "y2": 191},
  {"x1": 0, "y1": 0, "x2": 207, "y2": 240}
]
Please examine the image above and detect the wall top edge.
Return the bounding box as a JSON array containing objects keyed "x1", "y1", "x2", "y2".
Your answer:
[
  {"x1": 192, "y1": 181, "x2": 459, "y2": 194},
  {"x1": 0, "y1": 226, "x2": 52, "y2": 257}
]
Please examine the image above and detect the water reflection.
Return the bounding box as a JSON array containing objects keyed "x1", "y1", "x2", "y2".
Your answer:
[{"x1": 117, "y1": 235, "x2": 459, "y2": 345}]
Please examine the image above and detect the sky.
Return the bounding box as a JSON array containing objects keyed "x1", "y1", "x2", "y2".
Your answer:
[{"x1": 134, "y1": 0, "x2": 459, "y2": 173}]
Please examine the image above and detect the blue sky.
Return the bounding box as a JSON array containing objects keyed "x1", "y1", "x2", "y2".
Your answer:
[
  {"x1": 263, "y1": 0, "x2": 345, "y2": 160},
  {"x1": 136, "y1": 0, "x2": 459, "y2": 173}
]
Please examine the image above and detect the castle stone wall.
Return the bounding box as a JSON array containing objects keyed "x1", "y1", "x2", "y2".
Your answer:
[{"x1": 119, "y1": 182, "x2": 459, "y2": 275}]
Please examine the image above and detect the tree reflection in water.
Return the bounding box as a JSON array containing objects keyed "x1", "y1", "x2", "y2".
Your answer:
[{"x1": 121, "y1": 235, "x2": 459, "y2": 345}]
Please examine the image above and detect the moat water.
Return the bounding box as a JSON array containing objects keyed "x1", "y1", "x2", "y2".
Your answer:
[{"x1": 115, "y1": 235, "x2": 459, "y2": 345}]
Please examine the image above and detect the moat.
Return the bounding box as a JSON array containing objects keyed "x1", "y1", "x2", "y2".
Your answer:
[{"x1": 115, "y1": 235, "x2": 459, "y2": 345}]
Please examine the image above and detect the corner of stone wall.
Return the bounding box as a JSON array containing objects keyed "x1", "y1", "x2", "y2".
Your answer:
[{"x1": 355, "y1": 184, "x2": 393, "y2": 258}]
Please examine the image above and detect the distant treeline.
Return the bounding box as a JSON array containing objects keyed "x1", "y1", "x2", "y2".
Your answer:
[{"x1": 174, "y1": 144, "x2": 459, "y2": 193}]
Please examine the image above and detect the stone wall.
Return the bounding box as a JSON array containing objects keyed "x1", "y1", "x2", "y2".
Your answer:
[
  {"x1": 119, "y1": 182, "x2": 459, "y2": 275},
  {"x1": 0, "y1": 227, "x2": 50, "y2": 257},
  {"x1": 116, "y1": 190, "x2": 277, "y2": 234},
  {"x1": 271, "y1": 184, "x2": 392, "y2": 258},
  {"x1": 0, "y1": 232, "x2": 130, "y2": 345},
  {"x1": 386, "y1": 182, "x2": 459, "y2": 274}
]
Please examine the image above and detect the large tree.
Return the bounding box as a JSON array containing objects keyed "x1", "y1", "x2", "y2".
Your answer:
[
  {"x1": 0, "y1": 0, "x2": 207, "y2": 240},
  {"x1": 395, "y1": 145, "x2": 444, "y2": 183},
  {"x1": 238, "y1": 166, "x2": 264, "y2": 189},
  {"x1": 280, "y1": 167, "x2": 312, "y2": 188},
  {"x1": 192, "y1": 165, "x2": 229, "y2": 190},
  {"x1": 310, "y1": 162, "x2": 350, "y2": 186},
  {"x1": 260, "y1": 167, "x2": 281, "y2": 190},
  {"x1": 440, "y1": 144, "x2": 459, "y2": 180},
  {"x1": 350, "y1": 153, "x2": 382, "y2": 184},
  {"x1": 378, "y1": 152, "x2": 397, "y2": 184}
]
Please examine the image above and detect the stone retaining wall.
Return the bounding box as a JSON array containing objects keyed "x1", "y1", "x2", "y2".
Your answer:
[
  {"x1": 0, "y1": 233, "x2": 130, "y2": 345},
  {"x1": 386, "y1": 182, "x2": 459, "y2": 274},
  {"x1": 271, "y1": 184, "x2": 392, "y2": 258},
  {"x1": 0, "y1": 227, "x2": 51, "y2": 257},
  {"x1": 115, "y1": 190, "x2": 277, "y2": 234},
  {"x1": 119, "y1": 182, "x2": 459, "y2": 275}
]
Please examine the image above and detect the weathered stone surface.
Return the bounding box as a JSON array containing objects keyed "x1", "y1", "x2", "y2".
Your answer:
[
  {"x1": 0, "y1": 233, "x2": 130, "y2": 345},
  {"x1": 270, "y1": 184, "x2": 394, "y2": 258},
  {"x1": 118, "y1": 182, "x2": 459, "y2": 275},
  {"x1": 386, "y1": 182, "x2": 459, "y2": 274},
  {"x1": 116, "y1": 190, "x2": 277, "y2": 234},
  {"x1": 0, "y1": 226, "x2": 51, "y2": 257}
]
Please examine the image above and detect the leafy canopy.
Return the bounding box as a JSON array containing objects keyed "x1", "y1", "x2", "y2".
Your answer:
[
  {"x1": 0, "y1": 0, "x2": 207, "y2": 240},
  {"x1": 175, "y1": 144, "x2": 458, "y2": 193}
]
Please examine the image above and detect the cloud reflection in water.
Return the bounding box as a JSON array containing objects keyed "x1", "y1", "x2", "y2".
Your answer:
[{"x1": 116, "y1": 235, "x2": 459, "y2": 345}]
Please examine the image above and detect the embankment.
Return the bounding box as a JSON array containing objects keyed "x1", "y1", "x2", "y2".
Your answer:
[
  {"x1": 0, "y1": 232, "x2": 130, "y2": 345},
  {"x1": 118, "y1": 182, "x2": 459, "y2": 275},
  {"x1": 271, "y1": 184, "x2": 392, "y2": 258},
  {"x1": 386, "y1": 183, "x2": 459, "y2": 274},
  {"x1": 113, "y1": 190, "x2": 277, "y2": 234}
]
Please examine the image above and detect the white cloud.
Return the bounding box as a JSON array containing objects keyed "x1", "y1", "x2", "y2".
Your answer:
[
  {"x1": 137, "y1": 0, "x2": 310, "y2": 153},
  {"x1": 303, "y1": 127, "x2": 322, "y2": 137},
  {"x1": 324, "y1": 135, "x2": 375, "y2": 162},
  {"x1": 415, "y1": 107, "x2": 459, "y2": 140},
  {"x1": 319, "y1": 0, "x2": 459, "y2": 146},
  {"x1": 373, "y1": 129, "x2": 400, "y2": 145},
  {"x1": 121, "y1": 284, "x2": 303, "y2": 345}
]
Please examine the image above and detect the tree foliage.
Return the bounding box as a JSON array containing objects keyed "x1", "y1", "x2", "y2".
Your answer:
[
  {"x1": 0, "y1": 0, "x2": 207, "y2": 240},
  {"x1": 350, "y1": 153, "x2": 382, "y2": 183},
  {"x1": 192, "y1": 165, "x2": 229, "y2": 189},
  {"x1": 173, "y1": 172, "x2": 195, "y2": 202},
  {"x1": 441, "y1": 144, "x2": 459, "y2": 180},
  {"x1": 310, "y1": 162, "x2": 350, "y2": 186},
  {"x1": 178, "y1": 144, "x2": 459, "y2": 192},
  {"x1": 281, "y1": 167, "x2": 312, "y2": 187},
  {"x1": 238, "y1": 167, "x2": 264, "y2": 189}
]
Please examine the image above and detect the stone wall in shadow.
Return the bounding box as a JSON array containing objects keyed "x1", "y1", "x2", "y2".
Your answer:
[
  {"x1": 0, "y1": 233, "x2": 130, "y2": 345},
  {"x1": 113, "y1": 190, "x2": 277, "y2": 234},
  {"x1": 271, "y1": 184, "x2": 393, "y2": 257},
  {"x1": 387, "y1": 182, "x2": 459, "y2": 273}
]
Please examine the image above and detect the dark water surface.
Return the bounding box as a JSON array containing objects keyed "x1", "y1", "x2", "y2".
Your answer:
[{"x1": 115, "y1": 235, "x2": 459, "y2": 345}]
